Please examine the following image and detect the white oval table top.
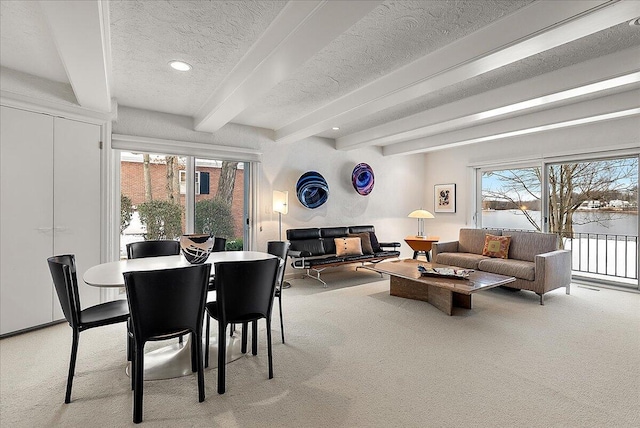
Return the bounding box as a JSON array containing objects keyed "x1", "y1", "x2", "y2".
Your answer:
[{"x1": 83, "y1": 251, "x2": 277, "y2": 287}]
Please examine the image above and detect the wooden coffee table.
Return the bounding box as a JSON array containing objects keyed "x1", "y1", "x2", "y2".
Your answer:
[{"x1": 366, "y1": 259, "x2": 515, "y2": 315}]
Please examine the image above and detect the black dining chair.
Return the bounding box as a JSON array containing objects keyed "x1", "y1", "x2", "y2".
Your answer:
[
  {"x1": 212, "y1": 237, "x2": 227, "y2": 252},
  {"x1": 208, "y1": 237, "x2": 227, "y2": 294},
  {"x1": 123, "y1": 264, "x2": 211, "y2": 424},
  {"x1": 267, "y1": 241, "x2": 290, "y2": 344},
  {"x1": 47, "y1": 254, "x2": 130, "y2": 404},
  {"x1": 126, "y1": 240, "x2": 180, "y2": 260},
  {"x1": 205, "y1": 258, "x2": 279, "y2": 394},
  {"x1": 126, "y1": 239, "x2": 185, "y2": 343}
]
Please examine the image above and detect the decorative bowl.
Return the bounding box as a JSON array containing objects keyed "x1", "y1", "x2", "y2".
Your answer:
[
  {"x1": 296, "y1": 171, "x2": 329, "y2": 209},
  {"x1": 180, "y1": 234, "x2": 213, "y2": 264},
  {"x1": 352, "y1": 162, "x2": 374, "y2": 196}
]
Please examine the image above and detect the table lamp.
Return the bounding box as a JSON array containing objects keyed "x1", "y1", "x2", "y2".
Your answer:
[
  {"x1": 273, "y1": 190, "x2": 288, "y2": 240},
  {"x1": 408, "y1": 209, "x2": 434, "y2": 238}
]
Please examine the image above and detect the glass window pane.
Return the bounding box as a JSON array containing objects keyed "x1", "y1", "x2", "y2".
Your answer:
[
  {"x1": 194, "y1": 159, "x2": 245, "y2": 250},
  {"x1": 481, "y1": 167, "x2": 541, "y2": 231},
  {"x1": 120, "y1": 152, "x2": 186, "y2": 258}
]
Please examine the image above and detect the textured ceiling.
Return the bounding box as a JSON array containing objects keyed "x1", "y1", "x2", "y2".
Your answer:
[
  {"x1": 109, "y1": 0, "x2": 287, "y2": 116},
  {"x1": 233, "y1": 0, "x2": 535, "y2": 130},
  {"x1": 0, "y1": 1, "x2": 68, "y2": 83},
  {"x1": 322, "y1": 21, "x2": 640, "y2": 139},
  {"x1": 1, "y1": 0, "x2": 639, "y2": 155}
]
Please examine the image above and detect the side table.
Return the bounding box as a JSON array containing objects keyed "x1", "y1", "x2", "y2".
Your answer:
[{"x1": 404, "y1": 236, "x2": 439, "y2": 261}]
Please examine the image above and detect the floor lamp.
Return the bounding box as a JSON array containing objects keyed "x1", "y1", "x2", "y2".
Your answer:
[
  {"x1": 273, "y1": 190, "x2": 288, "y2": 241},
  {"x1": 408, "y1": 209, "x2": 434, "y2": 238}
]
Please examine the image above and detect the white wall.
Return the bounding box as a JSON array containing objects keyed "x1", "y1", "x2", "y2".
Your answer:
[
  {"x1": 258, "y1": 136, "x2": 425, "y2": 257},
  {"x1": 423, "y1": 115, "x2": 640, "y2": 242}
]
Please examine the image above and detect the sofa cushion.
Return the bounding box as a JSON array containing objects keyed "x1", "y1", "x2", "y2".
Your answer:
[
  {"x1": 343, "y1": 253, "x2": 375, "y2": 262},
  {"x1": 504, "y1": 231, "x2": 557, "y2": 262},
  {"x1": 458, "y1": 229, "x2": 502, "y2": 254},
  {"x1": 287, "y1": 228, "x2": 321, "y2": 240},
  {"x1": 348, "y1": 225, "x2": 375, "y2": 235},
  {"x1": 320, "y1": 227, "x2": 349, "y2": 254},
  {"x1": 289, "y1": 238, "x2": 325, "y2": 256},
  {"x1": 373, "y1": 250, "x2": 401, "y2": 258},
  {"x1": 334, "y1": 237, "x2": 363, "y2": 257},
  {"x1": 482, "y1": 234, "x2": 511, "y2": 259},
  {"x1": 434, "y1": 252, "x2": 489, "y2": 269},
  {"x1": 478, "y1": 258, "x2": 535, "y2": 281},
  {"x1": 368, "y1": 232, "x2": 382, "y2": 252},
  {"x1": 348, "y1": 232, "x2": 374, "y2": 254}
]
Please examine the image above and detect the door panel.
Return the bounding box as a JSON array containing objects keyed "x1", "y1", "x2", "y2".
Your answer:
[
  {"x1": 0, "y1": 107, "x2": 55, "y2": 334},
  {"x1": 53, "y1": 117, "x2": 102, "y2": 313}
]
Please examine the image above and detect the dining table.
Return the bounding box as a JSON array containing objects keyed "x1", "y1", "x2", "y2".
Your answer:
[{"x1": 83, "y1": 251, "x2": 278, "y2": 380}]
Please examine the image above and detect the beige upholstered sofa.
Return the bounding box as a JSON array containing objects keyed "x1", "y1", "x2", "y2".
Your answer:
[{"x1": 432, "y1": 228, "x2": 571, "y2": 305}]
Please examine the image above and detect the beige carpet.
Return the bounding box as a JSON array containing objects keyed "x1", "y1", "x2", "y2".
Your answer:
[{"x1": 1, "y1": 269, "x2": 639, "y2": 427}]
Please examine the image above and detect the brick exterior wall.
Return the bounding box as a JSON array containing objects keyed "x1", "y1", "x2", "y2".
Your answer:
[{"x1": 121, "y1": 161, "x2": 245, "y2": 238}]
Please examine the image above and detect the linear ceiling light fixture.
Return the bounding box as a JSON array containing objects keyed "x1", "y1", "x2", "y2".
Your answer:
[
  {"x1": 169, "y1": 60, "x2": 192, "y2": 71},
  {"x1": 414, "y1": 108, "x2": 640, "y2": 154},
  {"x1": 476, "y1": 73, "x2": 640, "y2": 121}
]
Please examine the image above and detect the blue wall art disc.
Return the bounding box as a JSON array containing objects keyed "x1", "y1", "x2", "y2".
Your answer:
[
  {"x1": 352, "y1": 163, "x2": 374, "y2": 196},
  {"x1": 296, "y1": 171, "x2": 329, "y2": 209}
]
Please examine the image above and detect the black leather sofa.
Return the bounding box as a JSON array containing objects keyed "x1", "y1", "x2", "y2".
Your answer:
[{"x1": 286, "y1": 225, "x2": 400, "y2": 286}]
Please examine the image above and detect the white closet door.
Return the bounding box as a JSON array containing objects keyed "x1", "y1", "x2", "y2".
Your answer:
[
  {"x1": 53, "y1": 117, "x2": 102, "y2": 315},
  {"x1": 0, "y1": 106, "x2": 55, "y2": 335}
]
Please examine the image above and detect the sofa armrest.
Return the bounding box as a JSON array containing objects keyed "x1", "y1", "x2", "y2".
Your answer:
[
  {"x1": 379, "y1": 242, "x2": 401, "y2": 249},
  {"x1": 535, "y1": 250, "x2": 572, "y2": 294},
  {"x1": 288, "y1": 250, "x2": 311, "y2": 258},
  {"x1": 432, "y1": 241, "x2": 459, "y2": 259}
]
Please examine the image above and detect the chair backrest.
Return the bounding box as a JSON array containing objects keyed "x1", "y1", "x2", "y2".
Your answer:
[
  {"x1": 47, "y1": 254, "x2": 81, "y2": 328},
  {"x1": 267, "y1": 241, "x2": 289, "y2": 287},
  {"x1": 212, "y1": 237, "x2": 227, "y2": 252},
  {"x1": 123, "y1": 264, "x2": 211, "y2": 341},
  {"x1": 126, "y1": 240, "x2": 180, "y2": 259},
  {"x1": 213, "y1": 258, "x2": 279, "y2": 323}
]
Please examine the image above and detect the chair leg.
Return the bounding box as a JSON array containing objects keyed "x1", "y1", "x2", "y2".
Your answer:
[
  {"x1": 190, "y1": 331, "x2": 197, "y2": 373},
  {"x1": 217, "y1": 321, "x2": 227, "y2": 394},
  {"x1": 252, "y1": 321, "x2": 258, "y2": 356},
  {"x1": 194, "y1": 330, "x2": 205, "y2": 402},
  {"x1": 133, "y1": 343, "x2": 144, "y2": 424},
  {"x1": 127, "y1": 319, "x2": 133, "y2": 362},
  {"x1": 241, "y1": 322, "x2": 248, "y2": 354},
  {"x1": 65, "y1": 329, "x2": 80, "y2": 403},
  {"x1": 179, "y1": 335, "x2": 184, "y2": 344},
  {"x1": 130, "y1": 346, "x2": 135, "y2": 390},
  {"x1": 205, "y1": 316, "x2": 210, "y2": 368},
  {"x1": 266, "y1": 317, "x2": 273, "y2": 379},
  {"x1": 278, "y1": 293, "x2": 285, "y2": 344}
]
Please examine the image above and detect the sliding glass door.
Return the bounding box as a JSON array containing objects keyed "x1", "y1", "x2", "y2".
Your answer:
[
  {"x1": 547, "y1": 157, "x2": 638, "y2": 285},
  {"x1": 477, "y1": 155, "x2": 638, "y2": 289}
]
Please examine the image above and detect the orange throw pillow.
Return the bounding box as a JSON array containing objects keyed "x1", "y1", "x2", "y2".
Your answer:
[{"x1": 482, "y1": 234, "x2": 511, "y2": 259}]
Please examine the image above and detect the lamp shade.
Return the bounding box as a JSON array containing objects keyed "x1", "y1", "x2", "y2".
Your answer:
[
  {"x1": 273, "y1": 190, "x2": 288, "y2": 214},
  {"x1": 408, "y1": 209, "x2": 434, "y2": 219}
]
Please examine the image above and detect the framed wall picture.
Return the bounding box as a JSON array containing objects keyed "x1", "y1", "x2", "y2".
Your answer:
[{"x1": 434, "y1": 183, "x2": 456, "y2": 213}]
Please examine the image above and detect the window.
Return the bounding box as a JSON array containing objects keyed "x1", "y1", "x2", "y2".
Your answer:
[
  {"x1": 180, "y1": 170, "x2": 207, "y2": 195},
  {"x1": 120, "y1": 153, "x2": 247, "y2": 257},
  {"x1": 479, "y1": 167, "x2": 541, "y2": 231}
]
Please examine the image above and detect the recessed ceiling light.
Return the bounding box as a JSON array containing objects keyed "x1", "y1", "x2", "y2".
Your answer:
[
  {"x1": 169, "y1": 60, "x2": 192, "y2": 71},
  {"x1": 629, "y1": 17, "x2": 640, "y2": 26},
  {"x1": 332, "y1": 127, "x2": 340, "y2": 130}
]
